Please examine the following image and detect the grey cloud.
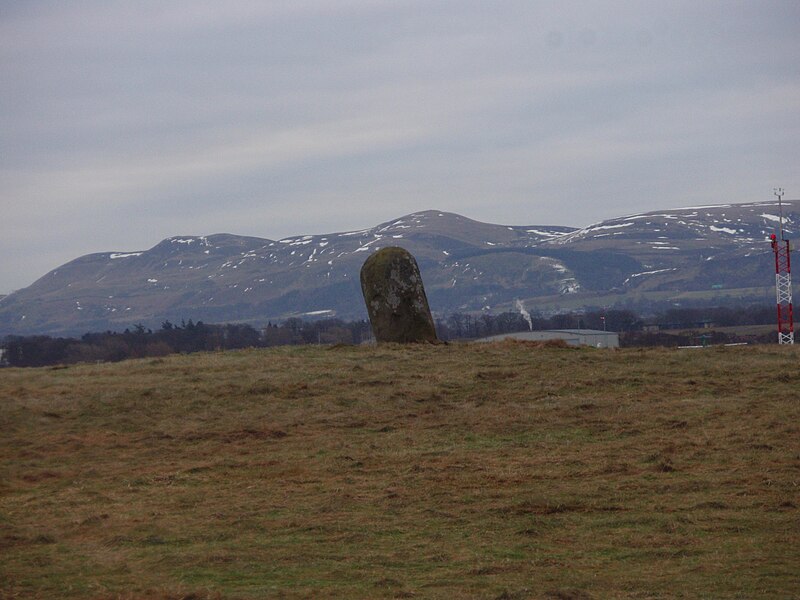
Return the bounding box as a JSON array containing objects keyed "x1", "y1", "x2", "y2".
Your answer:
[{"x1": 2, "y1": 0, "x2": 799, "y2": 293}]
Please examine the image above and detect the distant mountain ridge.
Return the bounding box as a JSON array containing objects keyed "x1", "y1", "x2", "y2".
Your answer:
[{"x1": 1, "y1": 202, "x2": 796, "y2": 336}]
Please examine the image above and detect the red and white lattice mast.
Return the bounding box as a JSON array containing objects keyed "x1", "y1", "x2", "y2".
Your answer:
[{"x1": 770, "y1": 187, "x2": 793, "y2": 345}]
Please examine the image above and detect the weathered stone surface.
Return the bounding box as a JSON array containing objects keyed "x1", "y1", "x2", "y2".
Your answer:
[{"x1": 360, "y1": 247, "x2": 438, "y2": 343}]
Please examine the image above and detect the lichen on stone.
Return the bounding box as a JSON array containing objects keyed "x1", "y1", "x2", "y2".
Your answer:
[{"x1": 360, "y1": 247, "x2": 438, "y2": 344}]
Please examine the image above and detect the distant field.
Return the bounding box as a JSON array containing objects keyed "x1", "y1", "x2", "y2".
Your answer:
[
  {"x1": 658, "y1": 324, "x2": 776, "y2": 338},
  {"x1": 1, "y1": 343, "x2": 798, "y2": 599},
  {"x1": 513, "y1": 285, "x2": 774, "y2": 313}
]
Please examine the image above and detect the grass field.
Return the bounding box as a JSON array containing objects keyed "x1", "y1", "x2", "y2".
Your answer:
[{"x1": 1, "y1": 342, "x2": 798, "y2": 599}]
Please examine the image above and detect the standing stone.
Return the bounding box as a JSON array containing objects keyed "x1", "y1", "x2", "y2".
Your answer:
[{"x1": 360, "y1": 247, "x2": 438, "y2": 343}]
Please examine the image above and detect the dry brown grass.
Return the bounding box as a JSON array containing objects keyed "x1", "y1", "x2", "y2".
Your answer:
[{"x1": 1, "y1": 342, "x2": 799, "y2": 599}]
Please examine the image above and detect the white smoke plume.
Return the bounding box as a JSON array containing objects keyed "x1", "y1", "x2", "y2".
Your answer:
[{"x1": 515, "y1": 299, "x2": 533, "y2": 331}]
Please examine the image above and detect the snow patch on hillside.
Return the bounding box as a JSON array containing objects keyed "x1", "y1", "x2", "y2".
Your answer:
[
  {"x1": 526, "y1": 229, "x2": 567, "y2": 238},
  {"x1": 623, "y1": 268, "x2": 677, "y2": 285},
  {"x1": 586, "y1": 222, "x2": 633, "y2": 232},
  {"x1": 760, "y1": 213, "x2": 792, "y2": 224}
]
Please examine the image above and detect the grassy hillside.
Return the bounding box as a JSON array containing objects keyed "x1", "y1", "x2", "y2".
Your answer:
[{"x1": 1, "y1": 343, "x2": 798, "y2": 599}]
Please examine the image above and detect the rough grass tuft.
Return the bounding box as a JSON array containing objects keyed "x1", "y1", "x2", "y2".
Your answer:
[{"x1": 1, "y1": 343, "x2": 799, "y2": 598}]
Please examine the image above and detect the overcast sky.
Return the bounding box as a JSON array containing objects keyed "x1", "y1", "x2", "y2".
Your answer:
[{"x1": 2, "y1": 1, "x2": 799, "y2": 294}]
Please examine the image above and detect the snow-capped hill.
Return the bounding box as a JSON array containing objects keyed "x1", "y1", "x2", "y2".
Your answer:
[
  {"x1": 549, "y1": 201, "x2": 792, "y2": 253},
  {"x1": 537, "y1": 201, "x2": 799, "y2": 297},
  {"x1": 0, "y1": 202, "x2": 795, "y2": 336}
]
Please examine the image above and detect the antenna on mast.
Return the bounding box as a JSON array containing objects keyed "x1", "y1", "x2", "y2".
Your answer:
[
  {"x1": 774, "y1": 187, "x2": 785, "y2": 240},
  {"x1": 770, "y1": 187, "x2": 793, "y2": 344}
]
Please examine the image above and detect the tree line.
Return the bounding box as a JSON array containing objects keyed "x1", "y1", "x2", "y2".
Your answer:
[
  {"x1": 437, "y1": 304, "x2": 776, "y2": 340},
  {"x1": 0, "y1": 318, "x2": 372, "y2": 367},
  {"x1": 0, "y1": 303, "x2": 778, "y2": 367}
]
